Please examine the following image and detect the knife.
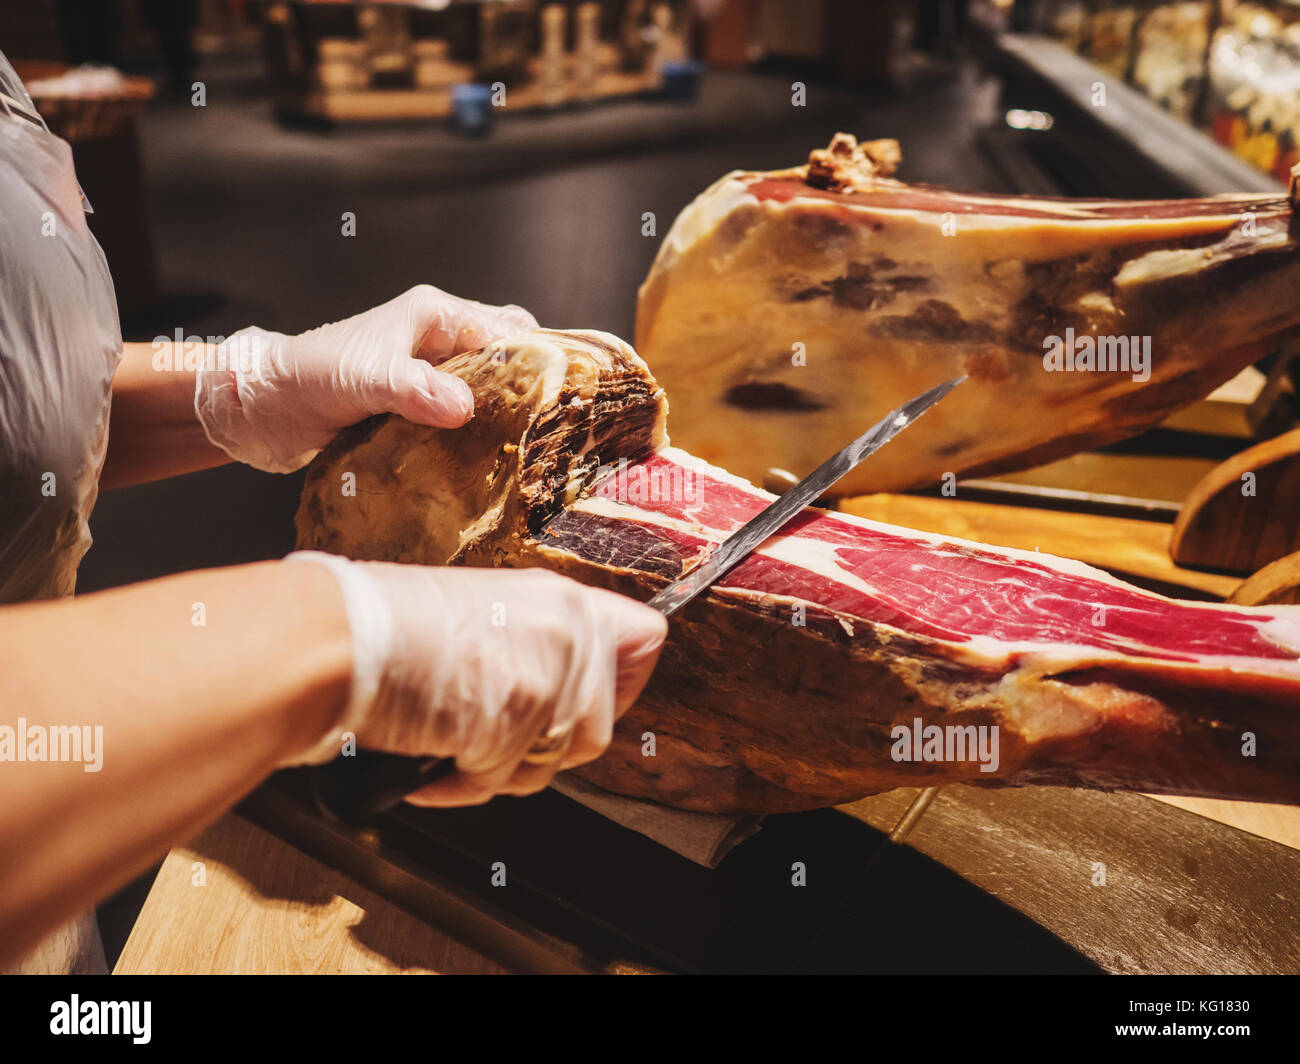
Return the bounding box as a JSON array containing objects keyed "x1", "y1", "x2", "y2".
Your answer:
[{"x1": 312, "y1": 375, "x2": 966, "y2": 822}]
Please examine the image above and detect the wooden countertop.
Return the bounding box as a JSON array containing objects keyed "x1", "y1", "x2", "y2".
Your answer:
[
  {"x1": 115, "y1": 813, "x2": 505, "y2": 975},
  {"x1": 117, "y1": 790, "x2": 1300, "y2": 976}
]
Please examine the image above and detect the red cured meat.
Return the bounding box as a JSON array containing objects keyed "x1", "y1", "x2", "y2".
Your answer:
[
  {"x1": 297, "y1": 328, "x2": 1300, "y2": 813},
  {"x1": 589, "y1": 454, "x2": 1297, "y2": 663}
]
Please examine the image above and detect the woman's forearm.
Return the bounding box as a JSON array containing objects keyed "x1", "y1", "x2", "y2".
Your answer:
[
  {"x1": 103, "y1": 341, "x2": 231, "y2": 489},
  {"x1": 0, "y1": 560, "x2": 351, "y2": 967}
]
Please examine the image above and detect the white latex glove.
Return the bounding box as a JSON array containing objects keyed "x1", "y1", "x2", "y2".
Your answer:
[
  {"x1": 286, "y1": 553, "x2": 668, "y2": 807},
  {"x1": 195, "y1": 285, "x2": 538, "y2": 473}
]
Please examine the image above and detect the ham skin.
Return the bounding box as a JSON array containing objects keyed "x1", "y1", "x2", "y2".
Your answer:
[
  {"x1": 635, "y1": 133, "x2": 1300, "y2": 495},
  {"x1": 295, "y1": 329, "x2": 1300, "y2": 814}
]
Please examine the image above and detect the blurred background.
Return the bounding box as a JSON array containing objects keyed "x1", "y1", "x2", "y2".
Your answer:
[{"x1": 6, "y1": 0, "x2": 1298, "y2": 969}]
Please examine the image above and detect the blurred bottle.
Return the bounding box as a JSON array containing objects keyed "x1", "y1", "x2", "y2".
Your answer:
[
  {"x1": 539, "y1": 4, "x2": 567, "y2": 107},
  {"x1": 574, "y1": 2, "x2": 601, "y2": 101}
]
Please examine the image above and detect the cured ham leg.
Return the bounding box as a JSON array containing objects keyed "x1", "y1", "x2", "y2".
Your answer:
[
  {"x1": 295, "y1": 330, "x2": 1300, "y2": 814},
  {"x1": 636, "y1": 134, "x2": 1300, "y2": 494}
]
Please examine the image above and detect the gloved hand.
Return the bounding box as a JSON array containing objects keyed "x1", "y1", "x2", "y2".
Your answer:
[
  {"x1": 285, "y1": 552, "x2": 668, "y2": 807},
  {"x1": 195, "y1": 285, "x2": 538, "y2": 473}
]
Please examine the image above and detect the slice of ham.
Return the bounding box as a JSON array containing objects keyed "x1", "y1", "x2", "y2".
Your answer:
[
  {"x1": 296, "y1": 329, "x2": 1300, "y2": 814},
  {"x1": 636, "y1": 133, "x2": 1300, "y2": 495}
]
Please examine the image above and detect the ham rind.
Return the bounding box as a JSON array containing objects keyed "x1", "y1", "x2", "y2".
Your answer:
[
  {"x1": 636, "y1": 134, "x2": 1300, "y2": 495},
  {"x1": 296, "y1": 329, "x2": 1300, "y2": 815}
]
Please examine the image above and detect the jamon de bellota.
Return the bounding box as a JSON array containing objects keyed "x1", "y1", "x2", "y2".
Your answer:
[
  {"x1": 296, "y1": 330, "x2": 1300, "y2": 814},
  {"x1": 636, "y1": 133, "x2": 1300, "y2": 495}
]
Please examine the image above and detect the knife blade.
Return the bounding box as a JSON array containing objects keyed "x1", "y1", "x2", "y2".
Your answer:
[
  {"x1": 313, "y1": 375, "x2": 965, "y2": 822},
  {"x1": 646, "y1": 374, "x2": 967, "y2": 618}
]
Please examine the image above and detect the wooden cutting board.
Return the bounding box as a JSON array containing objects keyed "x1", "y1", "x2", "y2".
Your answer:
[
  {"x1": 114, "y1": 813, "x2": 505, "y2": 975},
  {"x1": 1169, "y1": 427, "x2": 1300, "y2": 573},
  {"x1": 840, "y1": 786, "x2": 1300, "y2": 974}
]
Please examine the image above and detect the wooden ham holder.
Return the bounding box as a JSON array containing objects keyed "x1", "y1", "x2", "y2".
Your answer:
[
  {"x1": 1230, "y1": 551, "x2": 1300, "y2": 606},
  {"x1": 1169, "y1": 425, "x2": 1300, "y2": 573}
]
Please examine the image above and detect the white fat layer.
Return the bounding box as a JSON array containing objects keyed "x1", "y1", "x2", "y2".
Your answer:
[
  {"x1": 1116, "y1": 226, "x2": 1293, "y2": 285},
  {"x1": 573, "y1": 451, "x2": 1300, "y2": 671}
]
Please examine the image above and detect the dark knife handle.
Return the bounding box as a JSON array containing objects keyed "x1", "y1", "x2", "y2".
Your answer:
[{"x1": 312, "y1": 750, "x2": 456, "y2": 822}]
